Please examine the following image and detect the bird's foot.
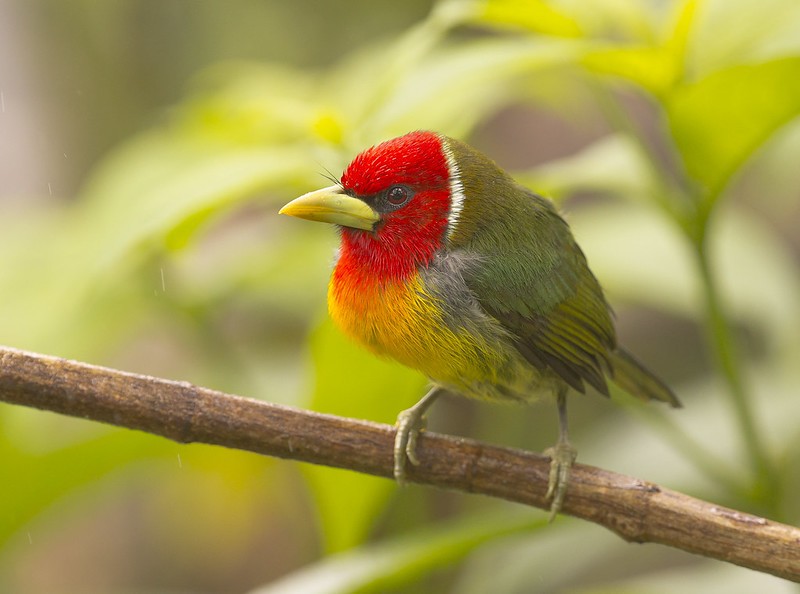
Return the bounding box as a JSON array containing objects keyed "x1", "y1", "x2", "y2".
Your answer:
[
  {"x1": 544, "y1": 440, "x2": 577, "y2": 522},
  {"x1": 394, "y1": 407, "x2": 427, "y2": 484}
]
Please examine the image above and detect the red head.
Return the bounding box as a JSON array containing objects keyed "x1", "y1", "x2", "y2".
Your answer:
[
  {"x1": 339, "y1": 131, "x2": 458, "y2": 278},
  {"x1": 281, "y1": 131, "x2": 465, "y2": 282}
]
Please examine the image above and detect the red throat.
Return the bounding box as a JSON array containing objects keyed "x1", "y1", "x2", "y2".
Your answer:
[{"x1": 336, "y1": 131, "x2": 453, "y2": 285}]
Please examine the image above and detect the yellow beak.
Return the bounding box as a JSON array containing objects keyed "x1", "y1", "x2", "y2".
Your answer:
[{"x1": 279, "y1": 185, "x2": 379, "y2": 231}]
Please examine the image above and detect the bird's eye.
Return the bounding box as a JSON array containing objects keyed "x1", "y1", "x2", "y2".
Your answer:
[{"x1": 386, "y1": 185, "x2": 410, "y2": 206}]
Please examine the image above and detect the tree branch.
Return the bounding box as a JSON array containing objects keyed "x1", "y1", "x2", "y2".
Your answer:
[{"x1": 0, "y1": 346, "x2": 798, "y2": 582}]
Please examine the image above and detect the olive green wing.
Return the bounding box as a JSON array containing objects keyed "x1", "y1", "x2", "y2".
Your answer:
[
  {"x1": 463, "y1": 196, "x2": 616, "y2": 396},
  {"x1": 484, "y1": 269, "x2": 616, "y2": 395},
  {"x1": 443, "y1": 136, "x2": 677, "y2": 402}
]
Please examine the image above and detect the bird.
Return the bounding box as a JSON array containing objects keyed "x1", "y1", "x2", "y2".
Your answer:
[{"x1": 279, "y1": 130, "x2": 681, "y2": 519}]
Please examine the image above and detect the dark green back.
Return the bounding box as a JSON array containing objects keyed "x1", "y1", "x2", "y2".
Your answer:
[{"x1": 446, "y1": 137, "x2": 616, "y2": 395}]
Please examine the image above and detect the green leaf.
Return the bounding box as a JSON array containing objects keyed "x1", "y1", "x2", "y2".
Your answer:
[
  {"x1": 475, "y1": 0, "x2": 583, "y2": 37},
  {"x1": 249, "y1": 511, "x2": 544, "y2": 594},
  {"x1": 474, "y1": 0, "x2": 663, "y2": 42},
  {"x1": 582, "y1": 45, "x2": 677, "y2": 95},
  {"x1": 302, "y1": 318, "x2": 427, "y2": 553},
  {"x1": 666, "y1": 57, "x2": 800, "y2": 201}
]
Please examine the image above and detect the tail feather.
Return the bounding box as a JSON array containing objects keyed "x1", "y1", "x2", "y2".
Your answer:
[{"x1": 610, "y1": 348, "x2": 681, "y2": 408}]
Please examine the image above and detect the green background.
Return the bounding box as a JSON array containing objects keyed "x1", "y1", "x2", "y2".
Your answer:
[{"x1": 1, "y1": 0, "x2": 799, "y2": 592}]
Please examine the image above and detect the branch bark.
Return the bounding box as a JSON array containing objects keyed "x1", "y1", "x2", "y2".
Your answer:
[{"x1": 0, "y1": 345, "x2": 798, "y2": 581}]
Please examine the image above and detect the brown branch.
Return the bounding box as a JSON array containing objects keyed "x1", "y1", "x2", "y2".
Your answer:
[{"x1": 0, "y1": 345, "x2": 798, "y2": 581}]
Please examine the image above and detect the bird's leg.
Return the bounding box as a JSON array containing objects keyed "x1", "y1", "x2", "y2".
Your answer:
[
  {"x1": 544, "y1": 386, "x2": 576, "y2": 521},
  {"x1": 394, "y1": 387, "x2": 444, "y2": 484}
]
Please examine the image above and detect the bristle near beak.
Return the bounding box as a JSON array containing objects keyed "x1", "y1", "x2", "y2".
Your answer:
[{"x1": 279, "y1": 185, "x2": 379, "y2": 231}]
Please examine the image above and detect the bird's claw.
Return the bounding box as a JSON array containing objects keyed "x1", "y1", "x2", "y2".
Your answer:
[
  {"x1": 394, "y1": 407, "x2": 427, "y2": 484},
  {"x1": 544, "y1": 441, "x2": 577, "y2": 521}
]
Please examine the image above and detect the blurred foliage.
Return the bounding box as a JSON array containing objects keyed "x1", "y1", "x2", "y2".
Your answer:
[{"x1": 1, "y1": 0, "x2": 799, "y2": 592}]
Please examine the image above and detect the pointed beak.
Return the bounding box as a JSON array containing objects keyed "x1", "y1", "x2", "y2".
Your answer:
[{"x1": 279, "y1": 185, "x2": 379, "y2": 231}]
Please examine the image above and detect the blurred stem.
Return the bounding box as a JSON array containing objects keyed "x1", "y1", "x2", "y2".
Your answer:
[
  {"x1": 693, "y1": 229, "x2": 780, "y2": 512},
  {"x1": 592, "y1": 82, "x2": 731, "y2": 470}
]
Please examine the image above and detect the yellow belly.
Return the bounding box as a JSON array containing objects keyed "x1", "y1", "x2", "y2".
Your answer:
[{"x1": 328, "y1": 271, "x2": 544, "y2": 401}]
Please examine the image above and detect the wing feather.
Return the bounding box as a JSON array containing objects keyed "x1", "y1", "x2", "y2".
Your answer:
[
  {"x1": 441, "y1": 137, "x2": 664, "y2": 402},
  {"x1": 460, "y1": 192, "x2": 616, "y2": 396}
]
